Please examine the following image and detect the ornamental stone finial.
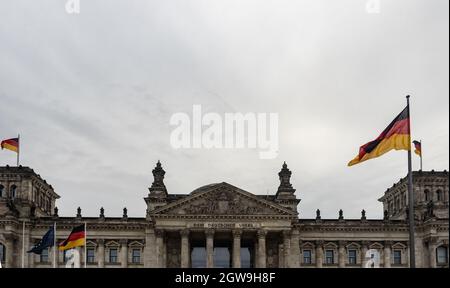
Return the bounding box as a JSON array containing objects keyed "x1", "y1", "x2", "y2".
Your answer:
[
  {"x1": 316, "y1": 209, "x2": 321, "y2": 220},
  {"x1": 361, "y1": 209, "x2": 366, "y2": 220},
  {"x1": 100, "y1": 207, "x2": 105, "y2": 218},
  {"x1": 76, "y1": 207, "x2": 82, "y2": 218},
  {"x1": 338, "y1": 209, "x2": 344, "y2": 220}
]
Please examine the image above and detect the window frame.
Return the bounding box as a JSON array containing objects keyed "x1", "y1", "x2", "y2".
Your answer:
[
  {"x1": 348, "y1": 249, "x2": 357, "y2": 265},
  {"x1": 109, "y1": 248, "x2": 118, "y2": 263},
  {"x1": 436, "y1": 246, "x2": 448, "y2": 264},
  {"x1": 87, "y1": 248, "x2": 96, "y2": 264},
  {"x1": 325, "y1": 249, "x2": 334, "y2": 265},
  {"x1": 131, "y1": 248, "x2": 141, "y2": 264},
  {"x1": 393, "y1": 249, "x2": 402, "y2": 265},
  {"x1": 303, "y1": 249, "x2": 312, "y2": 264},
  {"x1": 40, "y1": 248, "x2": 49, "y2": 263},
  {"x1": 0, "y1": 243, "x2": 5, "y2": 262}
]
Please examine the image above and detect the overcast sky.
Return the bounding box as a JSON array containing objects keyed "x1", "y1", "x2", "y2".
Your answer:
[{"x1": 0, "y1": 0, "x2": 448, "y2": 219}]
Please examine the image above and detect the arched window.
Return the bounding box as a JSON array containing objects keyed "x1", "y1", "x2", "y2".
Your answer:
[
  {"x1": 0, "y1": 243, "x2": 6, "y2": 263},
  {"x1": 424, "y1": 190, "x2": 430, "y2": 202},
  {"x1": 0, "y1": 184, "x2": 4, "y2": 198},
  {"x1": 10, "y1": 185, "x2": 17, "y2": 199},
  {"x1": 436, "y1": 190, "x2": 443, "y2": 202}
]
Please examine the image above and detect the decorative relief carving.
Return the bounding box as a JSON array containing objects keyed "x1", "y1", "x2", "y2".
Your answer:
[{"x1": 166, "y1": 188, "x2": 279, "y2": 215}]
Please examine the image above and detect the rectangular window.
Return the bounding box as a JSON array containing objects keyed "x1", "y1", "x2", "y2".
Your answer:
[
  {"x1": 40, "y1": 248, "x2": 49, "y2": 263},
  {"x1": 132, "y1": 249, "x2": 141, "y2": 264},
  {"x1": 325, "y1": 250, "x2": 334, "y2": 264},
  {"x1": 0, "y1": 243, "x2": 5, "y2": 262},
  {"x1": 348, "y1": 249, "x2": 357, "y2": 264},
  {"x1": 303, "y1": 250, "x2": 312, "y2": 264},
  {"x1": 437, "y1": 247, "x2": 448, "y2": 264},
  {"x1": 393, "y1": 250, "x2": 402, "y2": 265},
  {"x1": 87, "y1": 248, "x2": 95, "y2": 263},
  {"x1": 109, "y1": 248, "x2": 118, "y2": 263}
]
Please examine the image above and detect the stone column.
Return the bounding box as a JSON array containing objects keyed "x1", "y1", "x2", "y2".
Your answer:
[
  {"x1": 315, "y1": 241, "x2": 323, "y2": 268},
  {"x1": 254, "y1": 241, "x2": 259, "y2": 268},
  {"x1": 257, "y1": 230, "x2": 267, "y2": 268},
  {"x1": 98, "y1": 239, "x2": 105, "y2": 268},
  {"x1": 120, "y1": 239, "x2": 128, "y2": 268},
  {"x1": 4, "y1": 235, "x2": 14, "y2": 268},
  {"x1": 206, "y1": 229, "x2": 215, "y2": 268},
  {"x1": 232, "y1": 230, "x2": 242, "y2": 268},
  {"x1": 338, "y1": 241, "x2": 347, "y2": 268},
  {"x1": 282, "y1": 230, "x2": 291, "y2": 268},
  {"x1": 361, "y1": 241, "x2": 369, "y2": 267},
  {"x1": 428, "y1": 238, "x2": 437, "y2": 268},
  {"x1": 289, "y1": 229, "x2": 300, "y2": 268},
  {"x1": 155, "y1": 229, "x2": 165, "y2": 268},
  {"x1": 144, "y1": 228, "x2": 156, "y2": 267},
  {"x1": 180, "y1": 229, "x2": 190, "y2": 268},
  {"x1": 383, "y1": 241, "x2": 391, "y2": 268}
]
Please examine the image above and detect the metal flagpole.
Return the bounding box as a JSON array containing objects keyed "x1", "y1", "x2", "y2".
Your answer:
[
  {"x1": 17, "y1": 134, "x2": 20, "y2": 166},
  {"x1": 53, "y1": 222, "x2": 57, "y2": 268},
  {"x1": 22, "y1": 221, "x2": 25, "y2": 268},
  {"x1": 84, "y1": 222, "x2": 87, "y2": 268},
  {"x1": 420, "y1": 140, "x2": 423, "y2": 171},
  {"x1": 406, "y1": 95, "x2": 416, "y2": 268}
]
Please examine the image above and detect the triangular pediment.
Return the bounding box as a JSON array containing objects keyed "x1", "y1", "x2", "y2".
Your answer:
[{"x1": 151, "y1": 182, "x2": 296, "y2": 216}]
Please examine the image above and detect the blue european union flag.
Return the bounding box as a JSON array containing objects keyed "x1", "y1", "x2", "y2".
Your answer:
[{"x1": 27, "y1": 226, "x2": 55, "y2": 254}]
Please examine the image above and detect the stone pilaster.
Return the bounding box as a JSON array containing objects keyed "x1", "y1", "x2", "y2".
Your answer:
[
  {"x1": 232, "y1": 230, "x2": 242, "y2": 268},
  {"x1": 120, "y1": 239, "x2": 128, "y2": 268},
  {"x1": 338, "y1": 241, "x2": 347, "y2": 268},
  {"x1": 97, "y1": 239, "x2": 105, "y2": 268},
  {"x1": 257, "y1": 230, "x2": 267, "y2": 268},
  {"x1": 428, "y1": 238, "x2": 438, "y2": 268},
  {"x1": 155, "y1": 229, "x2": 165, "y2": 268},
  {"x1": 289, "y1": 229, "x2": 300, "y2": 268},
  {"x1": 206, "y1": 229, "x2": 214, "y2": 268},
  {"x1": 144, "y1": 228, "x2": 156, "y2": 267},
  {"x1": 180, "y1": 229, "x2": 190, "y2": 268},
  {"x1": 315, "y1": 241, "x2": 323, "y2": 268},
  {"x1": 384, "y1": 241, "x2": 392, "y2": 268},
  {"x1": 361, "y1": 241, "x2": 369, "y2": 267},
  {"x1": 282, "y1": 230, "x2": 291, "y2": 268}
]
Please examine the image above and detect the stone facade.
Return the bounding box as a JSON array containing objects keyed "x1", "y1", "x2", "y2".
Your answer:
[{"x1": 0, "y1": 164, "x2": 448, "y2": 268}]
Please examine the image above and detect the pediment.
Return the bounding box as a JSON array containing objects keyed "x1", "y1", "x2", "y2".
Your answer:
[{"x1": 152, "y1": 182, "x2": 296, "y2": 216}]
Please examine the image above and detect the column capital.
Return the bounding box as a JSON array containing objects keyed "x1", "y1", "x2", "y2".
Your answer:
[
  {"x1": 232, "y1": 229, "x2": 242, "y2": 238},
  {"x1": 180, "y1": 229, "x2": 190, "y2": 237},
  {"x1": 384, "y1": 241, "x2": 393, "y2": 248},
  {"x1": 338, "y1": 240, "x2": 347, "y2": 248},
  {"x1": 205, "y1": 229, "x2": 215, "y2": 237},
  {"x1": 119, "y1": 239, "x2": 128, "y2": 245},
  {"x1": 361, "y1": 241, "x2": 370, "y2": 248},
  {"x1": 282, "y1": 230, "x2": 291, "y2": 238},
  {"x1": 155, "y1": 229, "x2": 165, "y2": 237},
  {"x1": 315, "y1": 240, "x2": 324, "y2": 248},
  {"x1": 97, "y1": 239, "x2": 105, "y2": 245},
  {"x1": 257, "y1": 229, "x2": 267, "y2": 238}
]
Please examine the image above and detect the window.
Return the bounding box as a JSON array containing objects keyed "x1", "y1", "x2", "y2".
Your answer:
[
  {"x1": 40, "y1": 248, "x2": 49, "y2": 263},
  {"x1": 10, "y1": 185, "x2": 17, "y2": 198},
  {"x1": 0, "y1": 185, "x2": 4, "y2": 197},
  {"x1": 87, "y1": 248, "x2": 95, "y2": 263},
  {"x1": 437, "y1": 247, "x2": 448, "y2": 264},
  {"x1": 132, "y1": 249, "x2": 141, "y2": 264},
  {"x1": 0, "y1": 243, "x2": 5, "y2": 262},
  {"x1": 424, "y1": 190, "x2": 430, "y2": 202},
  {"x1": 109, "y1": 248, "x2": 118, "y2": 263},
  {"x1": 348, "y1": 249, "x2": 357, "y2": 264},
  {"x1": 393, "y1": 250, "x2": 402, "y2": 265},
  {"x1": 325, "y1": 250, "x2": 334, "y2": 264},
  {"x1": 63, "y1": 250, "x2": 68, "y2": 263},
  {"x1": 303, "y1": 250, "x2": 312, "y2": 264},
  {"x1": 436, "y1": 190, "x2": 443, "y2": 202}
]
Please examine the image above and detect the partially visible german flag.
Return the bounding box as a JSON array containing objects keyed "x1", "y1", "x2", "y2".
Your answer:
[
  {"x1": 348, "y1": 107, "x2": 411, "y2": 166},
  {"x1": 59, "y1": 224, "x2": 86, "y2": 251},
  {"x1": 1, "y1": 137, "x2": 19, "y2": 153},
  {"x1": 413, "y1": 140, "x2": 422, "y2": 156}
]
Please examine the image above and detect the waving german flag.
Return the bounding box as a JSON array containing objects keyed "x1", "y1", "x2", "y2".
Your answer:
[
  {"x1": 1, "y1": 137, "x2": 19, "y2": 153},
  {"x1": 348, "y1": 107, "x2": 411, "y2": 166},
  {"x1": 59, "y1": 224, "x2": 86, "y2": 251}
]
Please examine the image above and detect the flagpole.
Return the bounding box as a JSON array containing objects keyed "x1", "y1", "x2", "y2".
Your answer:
[
  {"x1": 420, "y1": 140, "x2": 423, "y2": 171},
  {"x1": 406, "y1": 95, "x2": 416, "y2": 268},
  {"x1": 84, "y1": 222, "x2": 87, "y2": 269},
  {"x1": 53, "y1": 222, "x2": 57, "y2": 268},
  {"x1": 22, "y1": 221, "x2": 25, "y2": 268},
  {"x1": 17, "y1": 134, "x2": 20, "y2": 166}
]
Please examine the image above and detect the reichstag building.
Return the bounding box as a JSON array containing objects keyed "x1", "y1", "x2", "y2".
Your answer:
[{"x1": 0, "y1": 162, "x2": 448, "y2": 268}]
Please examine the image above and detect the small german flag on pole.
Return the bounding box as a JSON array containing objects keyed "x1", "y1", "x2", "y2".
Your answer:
[
  {"x1": 348, "y1": 106, "x2": 411, "y2": 166},
  {"x1": 59, "y1": 224, "x2": 86, "y2": 251},
  {"x1": 413, "y1": 140, "x2": 422, "y2": 170},
  {"x1": 1, "y1": 136, "x2": 20, "y2": 166}
]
